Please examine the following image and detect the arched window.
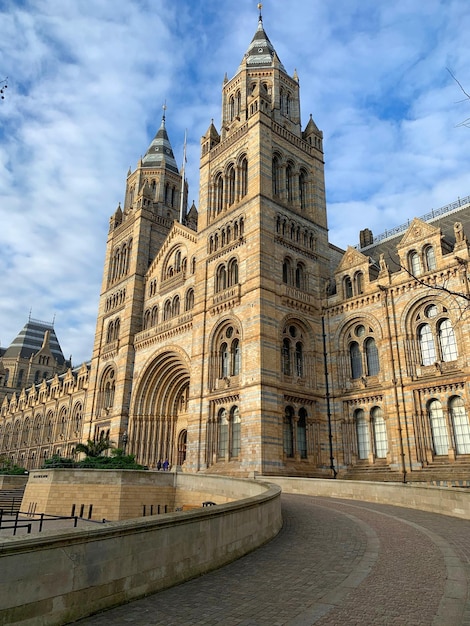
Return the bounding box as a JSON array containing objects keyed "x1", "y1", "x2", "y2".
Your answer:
[
  {"x1": 371, "y1": 406, "x2": 387, "y2": 458},
  {"x1": 282, "y1": 338, "x2": 291, "y2": 376},
  {"x1": 228, "y1": 165, "x2": 236, "y2": 206},
  {"x1": 286, "y1": 163, "x2": 294, "y2": 202},
  {"x1": 295, "y1": 342, "x2": 303, "y2": 377},
  {"x1": 213, "y1": 324, "x2": 241, "y2": 384},
  {"x1": 240, "y1": 157, "x2": 248, "y2": 197},
  {"x1": 22, "y1": 419, "x2": 30, "y2": 447},
  {"x1": 419, "y1": 323, "x2": 436, "y2": 365},
  {"x1": 230, "y1": 406, "x2": 241, "y2": 457},
  {"x1": 344, "y1": 276, "x2": 353, "y2": 298},
  {"x1": 220, "y1": 343, "x2": 229, "y2": 378},
  {"x1": 409, "y1": 250, "x2": 421, "y2": 276},
  {"x1": 424, "y1": 245, "x2": 436, "y2": 271},
  {"x1": 283, "y1": 258, "x2": 292, "y2": 285},
  {"x1": 297, "y1": 408, "x2": 307, "y2": 458},
  {"x1": 185, "y1": 289, "x2": 194, "y2": 312},
  {"x1": 438, "y1": 319, "x2": 458, "y2": 362},
  {"x1": 272, "y1": 156, "x2": 281, "y2": 196},
  {"x1": 215, "y1": 173, "x2": 224, "y2": 214},
  {"x1": 428, "y1": 399, "x2": 448, "y2": 455},
  {"x1": 150, "y1": 306, "x2": 158, "y2": 326},
  {"x1": 229, "y1": 95, "x2": 235, "y2": 120},
  {"x1": 355, "y1": 271, "x2": 364, "y2": 295},
  {"x1": 355, "y1": 409, "x2": 370, "y2": 459},
  {"x1": 299, "y1": 170, "x2": 307, "y2": 211},
  {"x1": 72, "y1": 402, "x2": 83, "y2": 436},
  {"x1": 284, "y1": 406, "x2": 294, "y2": 457},
  {"x1": 163, "y1": 299, "x2": 172, "y2": 321},
  {"x1": 349, "y1": 342, "x2": 362, "y2": 379},
  {"x1": 218, "y1": 408, "x2": 228, "y2": 457},
  {"x1": 295, "y1": 263, "x2": 304, "y2": 289},
  {"x1": 172, "y1": 295, "x2": 180, "y2": 317},
  {"x1": 365, "y1": 337, "x2": 380, "y2": 376},
  {"x1": 228, "y1": 258, "x2": 239, "y2": 286},
  {"x1": 216, "y1": 265, "x2": 227, "y2": 292},
  {"x1": 231, "y1": 338, "x2": 240, "y2": 375},
  {"x1": 449, "y1": 396, "x2": 470, "y2": 455}
]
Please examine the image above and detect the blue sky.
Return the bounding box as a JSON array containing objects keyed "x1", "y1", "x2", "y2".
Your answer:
[{"x1": 1, "y1": 0, "x2": 469, "y2": 364}]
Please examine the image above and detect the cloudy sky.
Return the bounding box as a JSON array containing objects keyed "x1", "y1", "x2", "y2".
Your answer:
[{"x1": 1, "y1": 0, "x2": 469, "y2": 364}]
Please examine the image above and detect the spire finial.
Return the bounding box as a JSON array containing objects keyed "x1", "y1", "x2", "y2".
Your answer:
[
  {"x1": 162, "y1": 100, "x2": 167, "y2": 122},
  {"x1": 258, "y1": 3, "x2": 263, "y2": 20}
]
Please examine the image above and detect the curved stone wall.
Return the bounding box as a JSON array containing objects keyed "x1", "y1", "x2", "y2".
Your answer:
[{"x1": 0, "y1": 474, "x2": 282, "y2": 626}]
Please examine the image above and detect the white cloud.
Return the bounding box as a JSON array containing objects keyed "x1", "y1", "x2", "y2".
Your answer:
[{"x1": 1, "y1": 0, "x2": 469, "y2": 362}]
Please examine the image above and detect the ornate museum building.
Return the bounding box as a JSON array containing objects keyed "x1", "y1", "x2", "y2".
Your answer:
[{"x1": 1, "y1": 12, "x2": 470, "y2": 482}]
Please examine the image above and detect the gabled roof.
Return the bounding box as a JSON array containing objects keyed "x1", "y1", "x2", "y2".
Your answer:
[
  {"x1": 142, "y1": 114, "x2": 179, "y2": 173},
  {"x1": 2, "y1": 318, "x2": 66, "y2": 365}
]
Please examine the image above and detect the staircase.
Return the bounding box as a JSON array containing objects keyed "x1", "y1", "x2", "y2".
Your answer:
[{"x1": 0, "y1": 487, "x2": 25, "y2": 515}]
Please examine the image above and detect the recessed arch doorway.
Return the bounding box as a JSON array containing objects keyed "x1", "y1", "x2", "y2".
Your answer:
[{"x1": 128, "y1": 351, "x2": 190, "y2": 469}]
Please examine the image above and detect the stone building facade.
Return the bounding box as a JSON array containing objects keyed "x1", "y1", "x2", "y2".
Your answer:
[{"x1": 1, "y1": 12, "x2": 470, "y2": 482}]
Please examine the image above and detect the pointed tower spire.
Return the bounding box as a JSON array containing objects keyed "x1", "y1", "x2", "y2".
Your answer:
[
  {"x1": 142, "y1": 105, "x2": 179, "y2": 173},
  {"x1": 238, "y1": 3, "x2": 285, "y2": 72}
]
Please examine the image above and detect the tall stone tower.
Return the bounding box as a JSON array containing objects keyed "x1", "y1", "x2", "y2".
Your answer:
[
  {"x1": 184, "y1": 10, "x2": 331, "y2": 475},
  {"x1": 83, "y1": 113, "x2": 187, "y2": 447}
]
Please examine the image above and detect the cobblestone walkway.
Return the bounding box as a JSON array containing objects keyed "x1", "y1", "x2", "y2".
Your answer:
[{"x1": 75, "y1": 494, "x2": 470, "y2": 626}]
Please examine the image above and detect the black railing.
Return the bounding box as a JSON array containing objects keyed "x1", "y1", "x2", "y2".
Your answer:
[{"x1": 0, "y1": 509, "x2": 107, "y2": 536}]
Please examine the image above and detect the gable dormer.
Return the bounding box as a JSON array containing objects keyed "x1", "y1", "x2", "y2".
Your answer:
[
  {"x1": 397, "y1": 218, "x2": 443, "y2": 277},
  {"x1": 335, "y1": 246, "x2": 371, "y2": 299}
]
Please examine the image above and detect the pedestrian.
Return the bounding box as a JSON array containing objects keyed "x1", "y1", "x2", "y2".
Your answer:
[
  {"x1": 163, "y1": 459, "x2": 169, "y2": 471},
  {"x1": 157, "y1": 459, "x2": 162, "y2": 471}
]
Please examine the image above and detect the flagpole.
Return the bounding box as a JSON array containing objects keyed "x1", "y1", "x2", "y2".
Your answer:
[{"x1": 179, "y1": 130, "x2": 187, "y2": 223}]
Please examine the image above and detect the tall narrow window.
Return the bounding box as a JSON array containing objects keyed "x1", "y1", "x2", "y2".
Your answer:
[
  {"x1": 218, "y1": 409, "x2": 228, "y2": 457},
  {"x1": 424, "y1": 245, "x2": 436, "y2": 271},
  {"x1": 283, "y1": 259, "x2": 292, "y2": 284},
  {"x1": 409, "y1": 251, "x2": 421, "y2": 276},
  {"x1": 272, "y1": 156, "x2": 281, "y2": 196},
  {"x1": 344, "y1": 276, "x2": 353, "y2": 298},
  {"x1": 220, "y1": 343, "x2": 229, "y2": 378},
  {"x1": 449, "y1": 396, "x2": 470, "y2": 455},
  {"x1": 355, "y1": 409, "x2": 370, "y2": 459},
  {"x1": 282, "y1": 338, "x2": 292, "y2": 376},
  {"x1": 295, "y1": 264, "x2": 304, "y2": 289},
  {"x1": 419, "y1": 324, "x2": 436, "y2": 365},
  {"x1": 297, "y1": 409, "x2": 307, "y2": 458},
  {"x1": 438, "y1": 319, "x2": 458, "y2": 362},
  {"x1": 350, "y1": 342, "x2": 362, "y2": 379},
  {"x1": 428, "y1": 399, "x2": 449, "y2": 455},
  {"x1": 295, "y1": 342, "x2": 303, "y2": 377},
  {"x1": 371, "y1": 406, "x2": 387, "y2": 458},
  {"x1": 228, "y1": 258, "x2": 238, "y2": 286},
  {"x1": 365, "y1": 337, "x2": 380, "y2": 376},
  {"x1": 240, "y1": 157, "x2": 248, "y2": 197},
  {"x1": 228, "y1": 165, "x2": 236, "y2": 205},
  {"x1": 355, "y1": 272, "x2": 364, "y2": 295},
  {"x1": 299, "y1": 170, "x2": 307, "y2": 211},
  {"x1": 215, "y1": 173, "x2": 224, "y2": 213},
  {"x1": 284, "y1": 407, "x2": 294, "y2": 457},
  {"x1": 230, "y1": 406, "x2": 241, "y2": 457},
  {"x1": 231, "y1": 339, "x2": 240, "y2": 375},
  {"x1": 286, "y1": 164, "x2": 294, "y2": 202}
]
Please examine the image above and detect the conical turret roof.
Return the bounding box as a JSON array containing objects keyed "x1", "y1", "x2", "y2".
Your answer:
[
  {"x1": 239, "y1": 12, "x2": 285, "y2": 72},
  {"x1": 142, "y1": 114, "x2": 179, "y2": 173}
]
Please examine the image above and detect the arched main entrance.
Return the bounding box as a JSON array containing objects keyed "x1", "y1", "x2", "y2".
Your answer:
[{"x1": 128, "y1": 351, "x2": 190, "y2": 469}]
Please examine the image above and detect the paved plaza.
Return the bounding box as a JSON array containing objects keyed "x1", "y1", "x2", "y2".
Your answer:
[{"x1": 73, "y1": 493, "x2": 470, "y2": 625}]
